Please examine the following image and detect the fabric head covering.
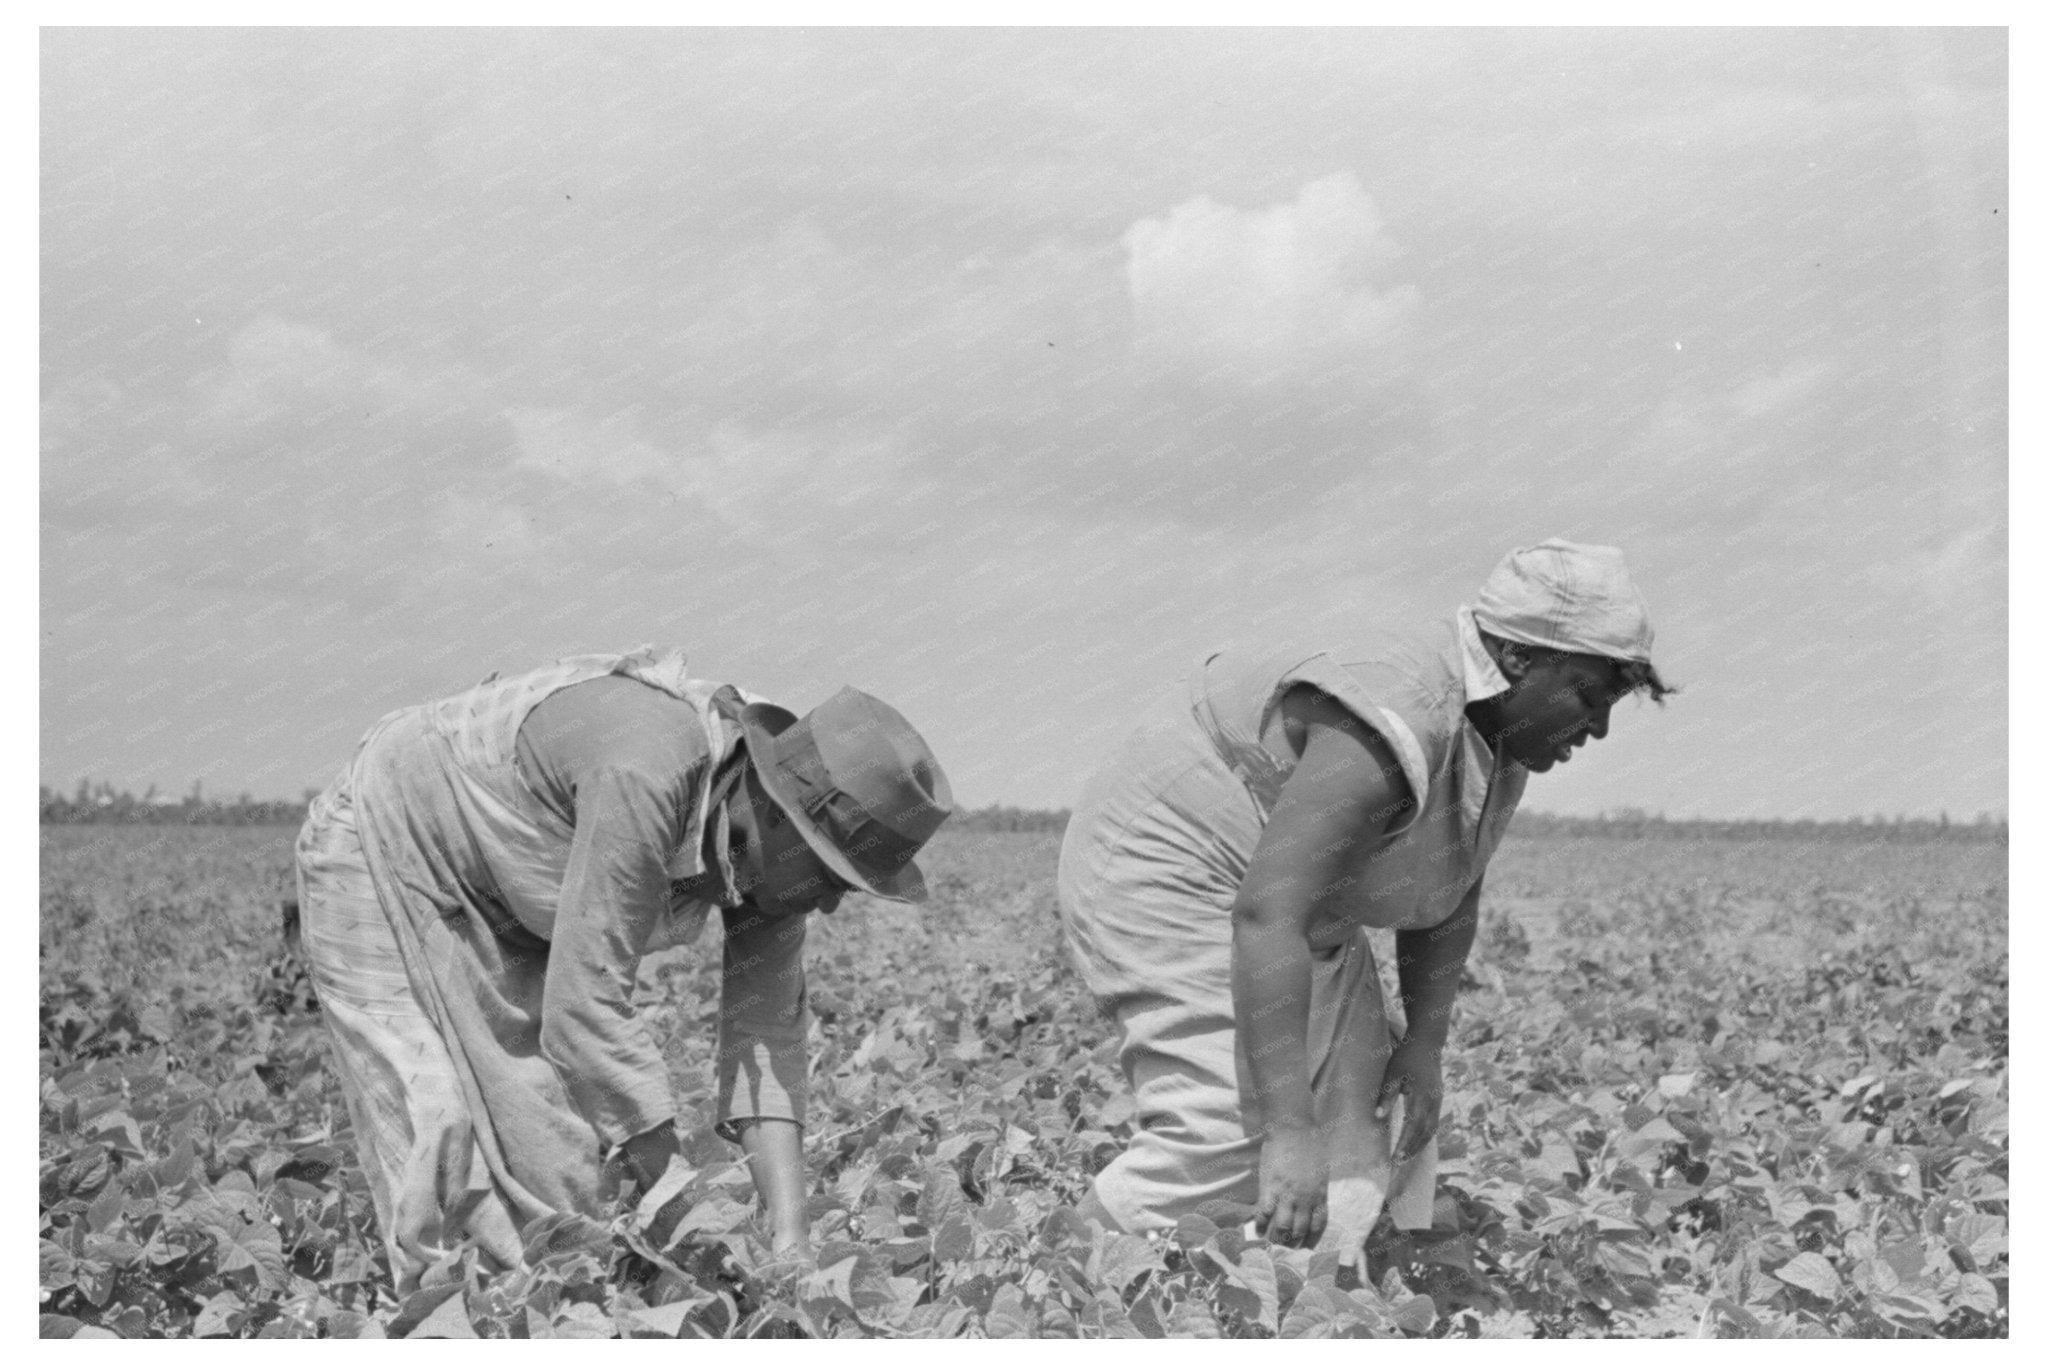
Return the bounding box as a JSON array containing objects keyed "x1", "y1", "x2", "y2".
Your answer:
[{"x1": 1471, "y1": 539, "x2": 1655, "y2": 664}]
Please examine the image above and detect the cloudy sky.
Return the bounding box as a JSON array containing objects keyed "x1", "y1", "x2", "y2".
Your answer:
[{"x1": 41, "y1": 28, "x2": 2006, "y2": 819}]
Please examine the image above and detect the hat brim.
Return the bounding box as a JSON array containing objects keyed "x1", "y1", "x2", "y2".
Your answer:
[{"x1": 736, "y1": 701, "x2": 930, "y2": 904}]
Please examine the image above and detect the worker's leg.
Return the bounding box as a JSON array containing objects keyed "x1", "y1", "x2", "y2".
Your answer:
[
  {"x1": 294, "y1": 776, "x2": 524, "y2": 1294},
  {"x1": 1057, "y1": 706, "x2": 1270, "y2": 1233},
  {"x1": 1091, "y1": 984, "x2": 1265, "y2": 1232}
]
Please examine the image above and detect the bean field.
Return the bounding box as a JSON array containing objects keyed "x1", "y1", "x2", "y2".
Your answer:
[{"x1": 39, "y1": 823, "x2": 2007, "y2": 1338}]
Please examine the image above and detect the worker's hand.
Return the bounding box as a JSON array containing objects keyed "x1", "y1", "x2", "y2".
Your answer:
[
  {"x1": 1375, "y1": 1037, "x2": 1444, "y2": 1162},
  {"x1": 1255, "y1": 1123, "x2": 1329, "y2": 1248}
]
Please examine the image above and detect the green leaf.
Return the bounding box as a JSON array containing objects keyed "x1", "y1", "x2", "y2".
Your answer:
[
  {"x1": 38, "y1": 1240, "x2": 74, "y2": 1292},
  {"x1": 217, "y1": 1213, "x2": 288, "y2": 1292},
  {"x1": 1097, "y1": 1093, "x2": 1136, "y2": 1128},
  {"x1": 985, "y1": 1282, "x2": 1035, "y2": 1337},
  {"x1": 1392, "y1": 1292, "x2": 1437, "y2": 1336},
  {"x1": 1084, "y1": 1294, "x2": 1145, "y2": 1338},
  {"x1": 153, "y1": 1138, "x2": 197, "y2": 1191},
  {"x1": 676, "y1": 1197, "x2": 751, "y2": 1238},
  {"x1": 1948, "y1": 1213, "x2": 2005, "y2": 1262},
  {"x1": 932, "y1": 1212, "x2": 975, "y2": 1264},
  {"x1": 976, "y1": 1197, "x2": 1020, "y2": 1234},
  {"x1": 798, "y1": 1255, "x2": 859, "y2": 1314},
  {"x1": 1280, "y1": 1283, "x2": 1341, "y2": 1339},
  {"x1": 84, "y1": 1178, "x2": 127, "y2": 1235},
  {"x1": 1950, "y1": 1273, "x2": 1998, "y2": 1316},
  {"x1": 1213, "y1": 1244, "x2": 1280, "y2": 1333},
  {"x1": 1165, "y1": 1296, "x2": 1221, "y2": 1338},
  {"x1": 1878, "y1": 1238, "x2": 1926, "y2": 1287},
  {"x1": 408, "y1": 1289, "x2": 480, "y2": 1339},
  {"x1": 1595, "y1": 1238, "x2": 1658, "y2": 1281},
  {"x1": 1616, "y1": 1116, "x2": 1685, "y2": 1162},
  {"x1": 625, "y1": 1298, "x2": 710, "y2": 1337},
  {"x1": 1095, "y1": 1231, "x2": 1162, "y2": 1295},
  {"x1": 327, "y1": 1241, "x2": 376, "y2": 1284},
  {"x1": 1773, "y1": 1252, "x2": 1841, "y2": 1300},
  {"x1": 195, "y1": 1289, "x2": 246, "y2": 1338},
  {"x1": 519, "y1": 1209, "x2": 613, "y2": 1263},
  {"x1": 1665, "y1": 1109, "x2": 1714, "y2": 1151},
  {"x1": 631, "y1": 1154, "x2": 697, "y2": 1236},
  {"x1": 59, "y1": 1144, "x2": 113, "y2": 1200},
  {"x1": 1875, "y1": 1291, "x2": 1942, "y2": 1325},
  {"x1": 72, "y1": 1257, "x2": 117, "y2": 1307},
  {"x1": 325, "y1": 1310, "x2": 383, "y2": 1339},
  {"x1": 551, "y1": 1301, "x2": 616, "y2": 1338},
  {"x1": 275, "y1": 1143, "x2": 345, "y2": 1185},
  {"x1": 1125, "y1": 1287, "x2": 1169, "y2": 1339},
  {"x1": 86, "y1": 1110, "x2": 144, "y2": 1157},
  {"x1": 388, "y1": 1282, "x2": 467, "y2": 1339},
  {"x1": 842, "y1": 1249, "x2": 904, "y2": 1314},
  {"x1": 1532, "y1": 1137, "x2": 1586, "y2": 1187}
]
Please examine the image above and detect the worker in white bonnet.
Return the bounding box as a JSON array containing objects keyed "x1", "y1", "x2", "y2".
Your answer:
[{"x1": 1059, "y1": 539, "x2": 1672, "y2": 1258}]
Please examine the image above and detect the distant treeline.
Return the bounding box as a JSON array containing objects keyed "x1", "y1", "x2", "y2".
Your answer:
[
  {"x1": 944, "y1": 805, "x2": 1072, "y2": 834},
  {"x1": 38, "y1": 784, "x2": 1077, "y2": 833},
  {"x1": 39, "y1": 784, "x2": 2004, "y2": 845},
  {"x1": 941, "y1": 807, "x2": 2009, "y2": 845},
  {"x1": 41, "y1": 782, "x2": 313, "y2": 827},
  {"x1": 1508, "y1": 810, "x2": 2006, "y2": 846}
]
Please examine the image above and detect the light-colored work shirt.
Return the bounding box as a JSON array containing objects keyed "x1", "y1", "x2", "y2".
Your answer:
[{"x1": 1190, "y1": 605, "x2": 1527, "y2": 941}]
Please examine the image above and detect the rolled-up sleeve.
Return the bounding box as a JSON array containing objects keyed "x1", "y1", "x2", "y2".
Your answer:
[
  {"x1": 714, "y1": 902, "x2": 810, "y2": 1139},
  {"x1": 539, "y1": 763, "x2": 685, "y2": 1149}
]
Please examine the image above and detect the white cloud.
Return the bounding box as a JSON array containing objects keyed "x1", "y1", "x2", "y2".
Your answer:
[
  {"x1": 429, "y1": 489, "x2": 538, "y2": 562},
  {"x1": 1729, "y1": 359, "x2": 1835, "y2": 419},
  {"x1": 200, "y1": 316, "x2": 502, "y2": 435},
  {"x1": 44, "y1": 317, "x2": 534, "y2": 605},
  {"x1": 506, "y1": 405, "x2": 940, "y2": 550},
  {"x1": 1123, "y1": 173, "x2": 1419, "y2": 387},
  {"x1": 506, "y1": 407, "x2": 676, "y2": 487},
  {"x1": 1582, "y1": 357, "x2": 1842, "y2": 534},
  {"x1": 203, "y1": 318, "x2": 395, "y2": 426},
  {"x1": 42, "y1": 377, "x2": 213, "y2": 515},
  {"x1": 1861, "y1": 523, "x2": 2004, "y2": 622},
  {"x1": 685, "y1": 423, "x2": 938, "y2": 546}
]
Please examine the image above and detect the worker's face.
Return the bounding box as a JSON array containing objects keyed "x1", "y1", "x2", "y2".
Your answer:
[
  {"x1": 1491, "y1": 649, "x2": 1631, "y2": 774},
  {"x1": 734, "y1": 769, "x2": 853, "y2": 917}
]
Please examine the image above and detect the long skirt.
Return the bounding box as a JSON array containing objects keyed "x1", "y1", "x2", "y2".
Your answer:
[{"x1": 1056, "y1": 687, "x2": 1435, "y2": 1250}]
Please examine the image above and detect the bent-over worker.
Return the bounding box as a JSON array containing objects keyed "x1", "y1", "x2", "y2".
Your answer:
[
  {"x1": 294, "y1": 646, "x2": 952, "y2": 1291},
  {"x1": 1058, "y1": 540, "x2": 1672, "y2": 1259}
]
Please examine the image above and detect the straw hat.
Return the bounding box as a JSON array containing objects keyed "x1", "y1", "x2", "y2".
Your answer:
[{"x1": 736, "y1": 688, "x2": 953, "y2": 903}]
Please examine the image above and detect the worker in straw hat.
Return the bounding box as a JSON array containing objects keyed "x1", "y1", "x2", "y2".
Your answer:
[
  {"x1": 1059, "y1": 540, "x2": 1672, "y2": 1259},
  {"x1": 294, "y1": 646, "x2": 951, "y2": 1291}
]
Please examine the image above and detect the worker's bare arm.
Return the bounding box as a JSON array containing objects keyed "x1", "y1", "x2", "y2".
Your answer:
[{"x1": 1233, "y1": 687, "x2": 1413, "y2": 1245}]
